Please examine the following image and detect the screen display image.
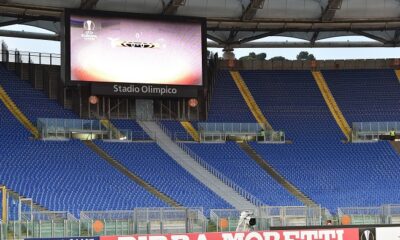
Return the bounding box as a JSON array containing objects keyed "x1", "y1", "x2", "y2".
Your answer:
[{"x1": 69, "y1": 14, "x2": 203, "y2": 86}]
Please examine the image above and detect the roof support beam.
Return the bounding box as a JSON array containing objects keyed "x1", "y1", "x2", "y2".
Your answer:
[
  {"x1": 236, "y1": 30, "x2": 284, "y2": 44},
  {"x1": 352, "y1": 30, "x2": 389, "y2": 44},
  {"x1": 321, "y1": 0, "x2": 343, "y2": 22},
  {"x1": 162, "y1": 0, "x2": 186, "y2": 15},
  {"x1": 207, "y1": 41, "x2": 385, "y2": 48},
  {"x1": 241, "y1": 0, "x2": 265, "y2": 21},
  {"x1": 0, "y1": 29, "x2": 59, "y2": 41},
  {"x1": 206, "y1": 34, "x2": 225, "y2": 45},
  {"x1": 310, "y1": 31, "x2": 319, "y2": 45},
  {"x1": 0, "y1": 18, "x2": 32, "y2": 27},
  {"x1": 393, "y1": 29, "x2": 400, "y2": 46},
  {"x1": 80, "y1": 0, "x2": 99, "y2": 9}
]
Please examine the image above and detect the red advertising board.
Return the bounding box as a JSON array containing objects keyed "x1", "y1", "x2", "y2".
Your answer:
[{"x1": 100, "y1": 228, "x2": 359, "y2": 240}]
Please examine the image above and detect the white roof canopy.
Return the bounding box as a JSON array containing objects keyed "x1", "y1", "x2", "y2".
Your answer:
[{"x1": 0, "y1": 0, "x2": 399, "y2": 48}]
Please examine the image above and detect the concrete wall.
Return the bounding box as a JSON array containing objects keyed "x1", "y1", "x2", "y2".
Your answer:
[{"x1": 220, "y1": 59, "x2": 397, "y2": 70}]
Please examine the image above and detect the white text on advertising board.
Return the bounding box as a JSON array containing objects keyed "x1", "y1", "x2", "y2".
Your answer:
[
  {"x1": 103, "y1": 229, "x2": 358, "y2": 240},
  {"x1": 113, "y1": 84, "x2": 178, "y2": 96}
]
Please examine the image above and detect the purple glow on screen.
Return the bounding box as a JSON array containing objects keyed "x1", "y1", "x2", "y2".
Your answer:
[{"x1": 70, "y1": 15, "x2": 203, "y2": 86}]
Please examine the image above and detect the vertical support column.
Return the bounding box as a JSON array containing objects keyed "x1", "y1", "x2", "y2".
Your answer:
[{"x1": 1, "y1": 186, "x2": 7, "y2": 223}]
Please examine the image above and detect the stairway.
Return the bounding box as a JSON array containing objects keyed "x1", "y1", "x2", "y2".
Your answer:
[
  {"x1": 390, "y1": 141, "x2": 400, "y2": 155},
  {"x1": 180, "y1": 121, "x2": 200, "y2": 142},
  {"x1": 238, "y1": 142, "x2": 318, "y2": 207},
  {"x1": 100, "y1": 119, "x2": 124, "y2": 140},
  {"x1": 395, "y1": 70, "x2": 400, "y2": 83},
  {"x1": 229, "y1": 71, "x2": 272, "y2": 130},
  {"x1": 0, "y1": 85, "x2": 39, "y2": 138},
  {"x1": 138, "y1": 121, "x2": 257, "y2": 210},
  {"x1": 83, "y1": 140, "x2": 180, "y2": 207},
  {"x1": 312, "y1": 71, "x2": 352, "y2": 141}
]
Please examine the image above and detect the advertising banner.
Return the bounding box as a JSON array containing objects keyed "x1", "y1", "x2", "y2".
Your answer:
[
  {"x1": 100, "y1": 228, "x2": 359, "y2": 240},
  {"x1": 26, "y1": 237, "x2": 100, "y2": 240},
  {"x1": 376, "y1": 226, "x2": 400, "y2": 239}
]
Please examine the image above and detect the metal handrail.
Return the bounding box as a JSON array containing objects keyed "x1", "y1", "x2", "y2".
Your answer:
[
  {"x1": 154, "y1": 120, "x2": 264, "y2": 207},
  {"x1": 176, "y1": 141, "x2": 264, "y2": 207}
]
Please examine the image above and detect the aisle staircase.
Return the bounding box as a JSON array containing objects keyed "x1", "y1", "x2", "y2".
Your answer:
[
  {"x1": 83, "y1": 140, "x2": 180, "y2": 207},
  {"x1": 395, "y1": 70, "x2": 400, "y2": 83},
  {"x1": 390, "y1": 141, "x2": 400, "y2": 155},
  {"x1": 100, "y1": 119, "x2": 124, "y2": 140},
  {"x1": 312, "y1": 71, "x2": 352, "y2": 141},
  {"x1": 238, "y1": 142, "x2": 318, "y2": 207},
  {"x1": 138, "y1": 121, "x2": 258, "y2": 210},
  {"x1": 230, "y1": 71, "x2": 272, "y2": 130},
  {"x1": 0, "y1": 85, "x2": 39, "y2": 138},
  {"x1": 180, "y1": 121, "x2": 200, "y2": 142}
]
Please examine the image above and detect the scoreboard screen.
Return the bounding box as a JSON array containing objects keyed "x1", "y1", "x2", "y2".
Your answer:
[{"x1": 64, "y1": 10, "x2": 205, "y2": 88}]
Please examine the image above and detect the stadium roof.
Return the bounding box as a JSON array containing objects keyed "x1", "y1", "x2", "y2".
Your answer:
[{"x1": 0, "y1": 0, "x2": 400, "y2": 48}]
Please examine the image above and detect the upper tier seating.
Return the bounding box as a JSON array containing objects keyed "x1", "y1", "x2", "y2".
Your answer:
[
  {"x1": 240, "y1": 70, "x2": 345, "y2": 142},
  {"x1": 0, "y1": 65, "x2": 76, "y2": 123},
  {"x1": 207, "y1": 71, "x2": 256, "y2": 122},
  {"x1": 322, "y1": 69, "x2": 400, "y2": 124}
]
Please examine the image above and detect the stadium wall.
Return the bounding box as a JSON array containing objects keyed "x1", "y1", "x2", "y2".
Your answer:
[{"x1": 220, "y1": 59, "x2": 398, "y2": 70}]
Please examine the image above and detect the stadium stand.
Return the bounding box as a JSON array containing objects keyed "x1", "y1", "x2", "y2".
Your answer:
[
  {"x1": 111, "y1": 119, "x2": 151, "y2": 140},
  {"x1": 159, "y1": 120, "x2": 193, "y2": 141},
  {"x1": 0, "y1": 65, "x2": 76, "y2": 122},
  {"x1": 0, "y1": 68, "x2": 168, "y2": 216},
  {"x1": 185, "y1": 142, "x2": 302, "y2": 206},
  {"x1": 207, "y1": 71, "x2": 256, "y2": 122},
  {"x1": 322, "y1": 69, "x2": 400, "y2": 123},
  {"x1": 0, "y1": 137, "x2": 167, "y2": 217},
  {"x1": 94, "y1": 141, "x2": 232, "y2": 214},
  {"x1": 239, "y1": 70, "x2": 344, "y2": 142},
  {"x1": 250, "y1": 141, "x2": 400, "y2": 212},
  {"x1": 235, "y1": 70, "x2": 400, "y2": 212},
  {"x1": 1, "y1": 63, "x2": 400, "y2": 219}
]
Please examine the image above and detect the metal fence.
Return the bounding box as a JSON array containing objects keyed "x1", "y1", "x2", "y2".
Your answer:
[
  {"x1": 1, "y1": 41, "x2": 60, "y2": 66},
  {"x1": 352, "y1": 121, "x2": 400, "y2": 142},
  {"x1": 338, "y1": 207, "x2": 384, "y2": 225},
  {"x1": 37, "y1": 118, "x2": 153, "y2": 141},
  {"x1": 338, "y1": 205, "x2": 400, "y2": 225},
  {"x1": 133, "y1": 208, "x2": 206, "y2": 234},
  {"x1": 210, "y1": 206, "x2": 322, "y2": 232},
  {"x1": 0, "y1": 208, "x2": 207, "y2": 239},
  {"x1": 197, "y1": 122, "x2": 285, "y2": 143}
]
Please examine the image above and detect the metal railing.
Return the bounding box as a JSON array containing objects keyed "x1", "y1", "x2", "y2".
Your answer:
[
  {"x1": 133, "y1": 207, "x2": 206, "y2": 234},
  {"x1": 197, "y1": 122, "x2": 285, "y2": 143},
  {"x1": 338, "y1": 206, "x2": 384, "y2": 225},
  {"x1": 176, "y1": 142, "x2": 264, "y2": 207},
  {"x1": 352, "y1": 121, "x2": 400, "y2": 142},
  {"x1": 22, "y1": 211, "x2": 77, "y2": 221},
  {"x1": 210, "y1": 206, "x2": 322, "y2": 232},
  {"x1": 154, "y1": 120, "x2": 264, "y2": 207},
  {"x1": 1, "y1": 41, "x2": 60, "y2": 66},
  {"x1": 37, "y1": 118, "x2": 154, "y2": 141}
]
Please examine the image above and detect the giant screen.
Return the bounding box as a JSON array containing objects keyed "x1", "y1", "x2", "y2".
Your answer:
[{"x1": 66, "y1": 11, "x2": 204, "y2": 87}]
